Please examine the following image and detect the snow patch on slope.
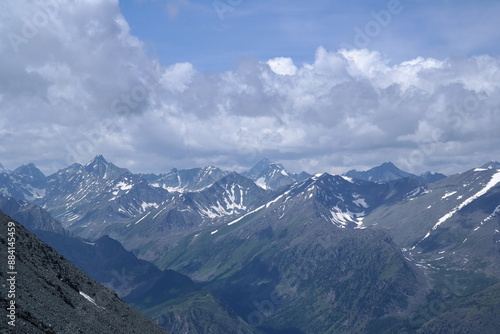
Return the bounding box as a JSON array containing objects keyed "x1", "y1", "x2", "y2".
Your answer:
[
  {"x1": 227, "y1": 189, "x2": 293, "y2": 226},
  {"x1": 328, "y1": 206, "x2": 365, "y2": 229},
  {"x1": 353, "y1": 198, "x2": 369, "y2": 208},
  {"x1": 115, "y1": 181, "x2": 133, "y2": 191},
  {"x1": 197, "y1": 184, "x2": 248, "y2": 219},
  {"x1": 141, "y1": 202, "x2": 159, "y2": 211},
  {"x1": 79, "y1": 291, "x2": 104, "y2": 309},
  {"x1": 441, "y1": 191, "x2": 457, "y2": 199},
  {"x1": 134, "y1": 212, "x2": 151, "y2": 225},
  {"x1": 405, "y1": 187, "x2": 430, "y2": 200},
  {"x1": 24, "y1": 186, "x2": 46, "y2": 201},
  {"x1": 419, "y1": 171, "x2": 500, "y2": 243},
  {"x1": 341, "y1": 176, "x2": 354, "y2": 183},
  {"x1": 474, "y1": 204, "x2": 500, "y2": 232},
  {"x1": 255, "y1": 177, "x2": 268, "y2": 190}
]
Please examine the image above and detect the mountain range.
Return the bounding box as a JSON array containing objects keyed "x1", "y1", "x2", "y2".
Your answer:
[{"x1": 1, "y1": 156, "x2": 500, "y2": 333}]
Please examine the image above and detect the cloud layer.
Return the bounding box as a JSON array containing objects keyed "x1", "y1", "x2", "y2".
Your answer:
[{"x1": 1, "y1": 0, "x2": 499, "y2": 176}]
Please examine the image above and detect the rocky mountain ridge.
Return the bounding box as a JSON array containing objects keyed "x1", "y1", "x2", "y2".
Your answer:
[{"x1": 2, "y1": 156, "x2": 500, "y2": 333}]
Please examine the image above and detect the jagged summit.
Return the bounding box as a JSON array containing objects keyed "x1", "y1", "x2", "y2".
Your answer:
[
  {"x1": 419, "y1": 170, "x2": 447, "y2": 183},
  {"x1": 243, "y1": 158, "x2": 310, "y2": 190},
  {"x1": 84, "y1": 154, "x2": 110, "y2": 169},
  {"x1": 344, "y1": 161, "x2": 415, "y2": 183},
  {"x1": 344, "y1": 161, "x2": 446, "y2": 184},
  {"x1": 15, "y1": 162, "x2": 40, "y2": 169},
  {"x1": 12, "y1": 163, "x2": 46, "y2": 187},
  {"x1": 0, "y1": 162, "x2": 47, "y2": 201},
  {"x1": 244, "y1": 158, "x2": 283, "y2": 178},
  {"x1": 84, "y1": 155, "x2": 129, "y2": 179},
  {"x1": 144, "y1": 165, "x2": 230, "y2": 192},
  {"x1": 86, "y1": 154, "x2": 107, "y2": 164},
  {"x1": 480, "y1": 160, "x2": 500, "y2": 169}
]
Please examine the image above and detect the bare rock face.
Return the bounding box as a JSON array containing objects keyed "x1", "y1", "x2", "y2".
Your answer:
[{"x1": 0, "y1": 211, "x2": 168, "y2": 334}]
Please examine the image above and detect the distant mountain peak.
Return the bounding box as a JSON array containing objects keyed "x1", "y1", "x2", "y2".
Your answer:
[
  {"x1": 243, "y1": 158, "x2": 310, "y2": 190},
  {"x1": 419, "y1": 171, "x2": 447, "y2": 183},
  {"x1": 480, "y1": 161, "x2": 500, "y2": 169},
  {"x1": 85, "y1": 155, "x2": 110, "y2": 177},
  {"x1": 380, "y1": 161, "x2": 398, "y2": 168},
  {"x1": 216, "y1": 171, "x2": 256, "y2": 187},
  {"x1": 245, "y1": 158, "x2": 281, "y2": 178},
  {"x1": 13, "y1": 162, "x2": 45, "y2": 178},
  {"x1": 344, "y1": 162, "x2": 415, "y2": 183},
  {"x1": 247, "y1": 158, "x2": 279, "y2": 173},
  {"x1": 258, "y1": 157, "x2": 272, "y2": 164},
  {"x1": 7, "y1": 163, "x2": 48, "y2": 199},
  {"x1": 342, "y1": 161, "x2": 444, "y2": 183},
  {"x1": 84, "y1": 155, "x2": 128, "y2": 179},
  {"x1": 86, "y1": 154, "x2": 108, "y2": 166}
]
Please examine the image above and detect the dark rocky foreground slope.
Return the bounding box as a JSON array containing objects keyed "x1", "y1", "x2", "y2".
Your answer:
[{"x1": 0, "y1": 211, "x2": 168, "y2": 334}]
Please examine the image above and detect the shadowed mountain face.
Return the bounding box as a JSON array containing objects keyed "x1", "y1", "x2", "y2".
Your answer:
[
  {"x1": 152, "y1": 174, "x2": 429, "y2": 333},
  {"x1": 363, "y1": 168, "x2": 500, "y2": 275},
  {"x1": 0, "y1": 211, "x2": 168, "y2": 334},
  {"x1": 0, "y1": 163, "x2": 47, "y2": 201},
  {"x1": 0, "y1": 196, "x2": 69, "y2": 237},
  {"x1": 174, "y1": 227, "x2": 425, "y2": 333},
  {"x1": 344, "y1": 162, "x2": 446, "y2": 184},
  {"x1": 149, "y1": 166, "x2": 500, "y2": 333}
]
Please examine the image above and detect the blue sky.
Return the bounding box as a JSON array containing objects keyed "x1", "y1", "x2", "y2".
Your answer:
[
  {"x1": 119, "y1": 0, "x2": 500, "y2": 71},
  {"x1": 1, "y1": 0, "x2": 499, "y2": 175}
]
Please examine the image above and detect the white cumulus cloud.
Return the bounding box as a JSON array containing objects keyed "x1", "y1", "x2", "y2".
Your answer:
[{"x1": 267, "y1": 57, "x2": 298, "y2": 76}]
